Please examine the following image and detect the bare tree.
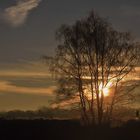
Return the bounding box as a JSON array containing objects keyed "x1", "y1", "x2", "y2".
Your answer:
[{"x1": 45, "y1": 11, "x2": 139, "y2": 125}]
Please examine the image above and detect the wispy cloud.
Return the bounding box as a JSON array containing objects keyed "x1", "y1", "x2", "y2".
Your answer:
[
  {"x1": 1, "y1": 0, "x2": 42, "y2": 27},
  {"x1": 0, "y1": 81, "x2": 56, "y2": 96},
  {"x1": 51, "y1": 97, "x2": 79, "y2": 108},
  {"x1": 0, "y1": 71, "x2": 50, "y2": 77}
]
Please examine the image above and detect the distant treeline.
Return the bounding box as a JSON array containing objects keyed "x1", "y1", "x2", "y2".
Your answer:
[
  {"x1": 0, "y1": 106, "x2": 137, "y2": 122},
  {"x1": 0, "y1": 107, "x2": 80, "y2": 120}
]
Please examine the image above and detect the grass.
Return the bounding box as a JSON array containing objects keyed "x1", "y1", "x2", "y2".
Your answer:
[{"x1": 0, "y1": 119, "x2": 140, "y2": 140}]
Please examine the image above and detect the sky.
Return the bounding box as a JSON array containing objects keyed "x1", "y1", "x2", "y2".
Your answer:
[{"x1": 0, "y1": 0, "x2": 140, "y2": 111}]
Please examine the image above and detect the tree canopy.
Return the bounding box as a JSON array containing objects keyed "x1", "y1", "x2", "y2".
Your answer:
[{"x1": 47, "y1": 11, "x2": 140, "y2": 125}]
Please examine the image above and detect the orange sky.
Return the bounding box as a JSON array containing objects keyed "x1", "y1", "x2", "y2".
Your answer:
[{"x1": 0, "y1": 61, "x2": 139, "y2": 111}]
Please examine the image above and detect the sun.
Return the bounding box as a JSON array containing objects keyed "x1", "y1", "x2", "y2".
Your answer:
[
  {"x1": 85, "y1": 81, "x2": 112, "y2": 99},
  {"x1": 103, "y1": 87, "x2": 109, "y2": 97},
  {"x1": 99, "y1": 81, "x2": 112, "y2": 97}
]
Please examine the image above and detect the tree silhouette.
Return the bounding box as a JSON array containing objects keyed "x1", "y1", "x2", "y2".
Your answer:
[{"x1": 46, "y1": 11, "x2": 139, "y2": 125}]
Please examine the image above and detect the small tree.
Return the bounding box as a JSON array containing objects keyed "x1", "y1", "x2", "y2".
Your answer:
[{"x1": 46, "y1": 11, "x2": 139, "y2": 125}]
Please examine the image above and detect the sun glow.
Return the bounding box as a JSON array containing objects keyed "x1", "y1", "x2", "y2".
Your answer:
[
  {"x1": 102, "y1": 87, "x2": 109, "y2": 97},
  {"x1": 99, "y1": 82, "x2": 112, "y2": 97},
  {"x1": 85, "y1": 81, "x2": 112, "y2": 99}
]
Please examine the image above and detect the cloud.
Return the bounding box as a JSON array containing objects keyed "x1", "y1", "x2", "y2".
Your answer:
[
  {"x1": 0, "y1": 81, "x2": 56, "y2": 96},
  {"x1": 0, "y1": 60, "x2": 51, "y2": 77},
  {"x1": 51, "y1": 97, "x2": 79, "y2": 109},
  {"x1": 1, "y1": 0, "x2": 42, "y2": 27},
  {"x1": 0, "y1": 70, "x2": 50, "y2": 77}
]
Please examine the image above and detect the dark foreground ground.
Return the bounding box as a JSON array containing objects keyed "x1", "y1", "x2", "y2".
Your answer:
[{"x1": 0, "y1": 119, "x2": 140, "y2": 140}]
